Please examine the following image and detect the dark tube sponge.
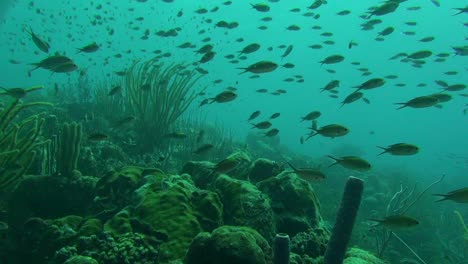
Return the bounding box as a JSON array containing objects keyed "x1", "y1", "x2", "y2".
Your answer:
[
  {"x1": 273, "y1": 233, "x2": 290, "y2": 264},
  {"x1": 323, "y1": 176, "x2": 364, "y2": 264}
]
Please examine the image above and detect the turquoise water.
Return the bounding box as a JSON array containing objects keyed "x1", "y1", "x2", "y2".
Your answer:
[{"x1": 0, "y1": 0, "x2": 467, "y2": 263}]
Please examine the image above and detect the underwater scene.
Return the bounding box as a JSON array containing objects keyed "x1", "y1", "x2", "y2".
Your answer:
[{"x1": 0, "y1": 0, "x2": 467, "y2": 263}]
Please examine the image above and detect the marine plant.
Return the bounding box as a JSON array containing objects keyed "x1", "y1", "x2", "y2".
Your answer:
[
  {"x1": 93, "y1": 79, "x2": 124, "y2": 122},
  {"x1": 161, "y1": 116, "x2": 236, "y2": 169},
  {"x1": 453, "y1": 210, "x2": 467, "y2": 236},
  {"x1": 0, "y1": 98, "x2": 51, "y2": 193},
  {"x1": 373, "y1": 174, "x2": 445, "y2": 263},
  {"x1": 434, "y1": 210, "x2": 468, "y2": 262},
  {"x1": 123, "y1": 57, "x2": 204, "y2": 153}
]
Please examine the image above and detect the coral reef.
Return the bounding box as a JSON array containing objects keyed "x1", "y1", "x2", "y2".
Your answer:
[
  {"x1": 4, "y1": 213, "x2": 160, "y2": 264},
  {"x1": 7, "y1": 175, "x2": 96, "y2": 229},
  {"x1": 0, "y1": 143, "x2": 386, "y2": 264}
]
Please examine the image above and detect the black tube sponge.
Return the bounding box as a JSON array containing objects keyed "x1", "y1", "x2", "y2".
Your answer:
[{"x1": 324, "y1": 176, "x2": 364, "y2": 264}]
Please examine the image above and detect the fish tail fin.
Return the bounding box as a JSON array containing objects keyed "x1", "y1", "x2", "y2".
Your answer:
[
  {"x1": 28, "y1": 64, "x2": 40, "y2": 75},
  {"x1": 286, "y1": 162, "x2": 297, "y2": 172},
  {"x1": 432, "y1": 194, "x2": 448, "y2": 202},
  {"x1": 236, "y1": 68, "x2": 247, "y2": 74},
  {"x1": 304, "y1": 132, "x2": 316, "y2": 141},
  {"x1": 24, "y1": 25, "x2": 33, "y2": 35},
  {"x1": 376, "y1": 146, "x2": 387, "y2": 155},
  {"x1": 367, "y1": 219, "x2": 382, "y2": 227},
  {"x1": 327, "y1": 155, "x2": 340, "y2": 167},
  {"x1": 394, "y1": 103, "x2": 406, "y2": 110}
]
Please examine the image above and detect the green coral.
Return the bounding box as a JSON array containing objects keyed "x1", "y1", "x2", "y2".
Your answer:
[
  {"x1": 133, "y1": 173, "x2": 210, "y2": 262},
  {"x1": 191, "y1": 190, "x2": 223, "y2": 231},
  {"x1": 185, "y1": 225, "x2": 272, "y2": 264},
  {"x1": 454, "y1": 210, "x2": 468, "y2": 241},
  {"x1": 258, "y1": 172, "x2": 324, "y2": 237},
  {"x1": 77, "y1": 218, "x2": 102, "y2": 237},
  {"x1": 344, "y1": 248, "x2": 388, "y2": 264},
  {"x1": 64, "y1": 255, "x2": 99, "y2": 264},
  {"x1": 104, "y1": 209, "x2": 133, "y2": 236},
  {"x1": 94, "y1": 166, "x2": 145, "y2": 208},
  {"x1": 214, "y1": 174, "x2": 276, "y2": 240},
  {"x1": 54, "y1": 215, "x2": 83, "y2": 229}
]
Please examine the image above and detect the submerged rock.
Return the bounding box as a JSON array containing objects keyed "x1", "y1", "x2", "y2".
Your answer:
[
  {"x1": 182, "y1": 152, "x2": 253, "y2": 186},
  {"x1": 219, "y1": 151, "x2": 252, "y2": 180},
  {"x1": 185, "y1": 225, "x2": 272, "y2": 264},
  {"x1": 94, "y1": 166, "x2": 147, "y2": 208},
  {"x1": 8, "y1": 175, "x2": 96, "y2": 228},
  {"x1": 258, "y1": 172, "x2": 324, "y2": 237},
  {"x1": 77, "y1": 218, "x2": 102, "y2": 237},
  {"x1": 181, "y1": 160, "x2": 218, "y2": 189},
  {"x1": 214, "y1": 174, "x2": 276, "y2": 240},
  {"x1": 7, "y1": 215, "x2": 84, "y2": 263},
  {"x1": 291, "y1": 228, "x2": 330, "y2": 258},
  {"x1": 191, "y1": 190, "x2": 224, "y2": 232},
  {"x1": 249, "y1": 158, "x2": 282, "y2": 183},
  {"x1": 103, "y1": 209, "x2": 133, "y2": 236}
]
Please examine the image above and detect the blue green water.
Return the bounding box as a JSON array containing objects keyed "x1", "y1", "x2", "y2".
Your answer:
[{"x1": 0, "y1": 0, "x2": 467, "y2": 263}]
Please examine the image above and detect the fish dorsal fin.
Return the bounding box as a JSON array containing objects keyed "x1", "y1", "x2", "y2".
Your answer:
[{"x1": 286, "y1": 162, "x2": 298, "y2": 172}]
